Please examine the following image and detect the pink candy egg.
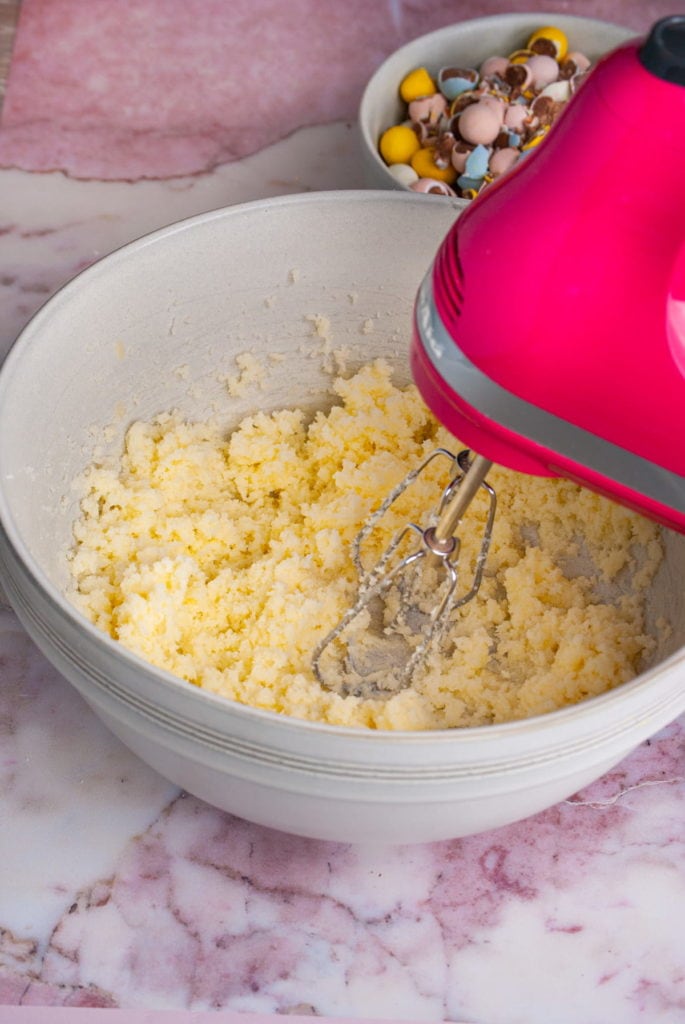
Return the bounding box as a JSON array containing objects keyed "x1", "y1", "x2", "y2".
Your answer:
[
  {"x1": 525, "y1": 54, "x2": 560, "y2": 89},
  {"x1": 410, "y1": 177, "x2": 456, "y2": 196},
  {"x1": 480, "y1": 55, "x2": 509, "y2": 78},
  {"x1": 408, "y1": 93, "x2": 448, "y2": 123},
  {"x1": 458, "y1": 100, "x2": 502, "y2": 145},
  {"x1": 488, "y1": 147, "x2": 520, "y2": 177},
  {"x1": 381, "y1": 26, "x2": 596, "y2": 201},
  {"x1": 480, "y1": 94, "x2": 506, "y2": 116},
  {"x1": 565, "y1": 50, "x2": 591, "y2": 73},
  {"x1": 504, "y1": 62, "x2": 533, "y2": 92},
  {"x1": 503, "y1": 103, "x2": 528, "y2": 130},
  {"x1": 450, "y1": 144, "x2": 472, "y2": 173}
]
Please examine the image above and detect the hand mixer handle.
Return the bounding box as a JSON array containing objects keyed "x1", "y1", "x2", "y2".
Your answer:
[
  {"x1": 412, "y1": 16, "x2": 685, "y2": 533},
  {"x1": 640, "y1": 14, "x2": 685, "y2": 85}
]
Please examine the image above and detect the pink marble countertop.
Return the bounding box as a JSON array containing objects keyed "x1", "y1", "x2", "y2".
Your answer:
[{"x1": 0, "y1": 2, "x2": 684, "y2": 1021}]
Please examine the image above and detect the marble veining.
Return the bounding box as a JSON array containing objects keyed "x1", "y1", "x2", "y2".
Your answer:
[{"x1": 1, "y1": 693, "x2": 683, "y2": 1019}]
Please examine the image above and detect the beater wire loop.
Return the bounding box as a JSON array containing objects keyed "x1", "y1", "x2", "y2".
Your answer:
[{"x1": 312, "y1": 448, "x2": 496, "y2": 697}]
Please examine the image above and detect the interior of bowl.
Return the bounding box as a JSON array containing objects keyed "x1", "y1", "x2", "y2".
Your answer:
[
  {"x1": 1, "y1": 189, "x2": 684, "y2": 707},
  {"x1": 0, "y1": 192, "x2": 462, "y2": 596},
  {"x1": 359, "y1": 13, "x2": 636, "y2": 190}
]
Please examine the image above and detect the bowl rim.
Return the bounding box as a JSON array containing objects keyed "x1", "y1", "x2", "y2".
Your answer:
[
  {"x1": 358, "y1": 11, "x2": 637, "y2": 192},
  {"x1": 1, "y1": 189, "x2": 683, "y2": 749}
]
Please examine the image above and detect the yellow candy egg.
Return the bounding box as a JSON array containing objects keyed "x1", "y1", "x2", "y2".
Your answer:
[
  {"x1": 527, "y1": 26, "x2": 569, "y2": 61},
  {"x1": 410, "y1": 147, "x2": 457, "y2": 184},
  {"x1": 507, "y1": 49, "x2": 535, "y2": 65},
  {"x1": 399, "y1": 67, "x2": 437, "y2": 102},
  {"x1": 521, "y1": 127, "x2": 548, "y2": 151},
  {"x1": 379, "y1": 124, "x2": 420, "y2": 165}
]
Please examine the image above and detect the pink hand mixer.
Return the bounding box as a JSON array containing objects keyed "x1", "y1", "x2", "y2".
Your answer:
[{"x1": 313, "y1": 16, "x2": 685, "y2": 694}]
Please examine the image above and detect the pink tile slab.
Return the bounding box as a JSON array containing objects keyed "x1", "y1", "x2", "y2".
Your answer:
[{"x1": 0, "y1": 0, "x2": 678, "y2": 180}]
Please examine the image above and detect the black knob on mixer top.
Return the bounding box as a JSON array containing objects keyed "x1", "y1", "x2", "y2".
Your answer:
[{"x1": 639, "y1": 15, "x2": 685, "y2": 85}]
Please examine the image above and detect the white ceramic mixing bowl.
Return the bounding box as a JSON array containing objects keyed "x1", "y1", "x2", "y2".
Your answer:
[
  {"x1": 1, "y1": 191, "x2": 684, "y2": 844},
  {"x1": 359, "y1": 13, "x2": 634, "y2": 192}
]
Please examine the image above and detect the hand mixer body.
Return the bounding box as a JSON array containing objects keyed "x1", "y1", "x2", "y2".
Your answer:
[
  {"x1": 314, "y1": 20, "x2": 685, "y2": 693},
  {"x1": 411, "y1": 25, "x2": 685, "y2": 532}
]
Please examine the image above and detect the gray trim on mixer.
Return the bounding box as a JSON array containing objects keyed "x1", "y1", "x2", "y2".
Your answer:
[{"x1": 416, "y1": 274, "x2": 685, "y2": 516}]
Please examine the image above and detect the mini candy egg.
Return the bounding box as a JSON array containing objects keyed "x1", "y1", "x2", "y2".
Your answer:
[
  {"x1": 449, "y1": 90, "x2": 480, "y2": 117},
  {"x1": 527, "y1": 26, "x2": 568, "y2": 61},
  {"x1": 521, "y1": 127, "x2": 548, "y2": 150},
  {"x1": 432, "y1": 133, "x2": 457, "y2": 169},
  {"x1": 539, "y1": 79, "x2": 571, "y2": 102},
  {"x1": 457, "y1": 173, "x2": 484, "y2": 193},
  {"x1": 400, "y1": 67, "x2": 437, "y2": 102},
  {"x1": 503, "y1": 103, "x2": 528, "y2": 131},
  {"x1": 382, "y1": 24, "x2": 594, "y2": 200},
  {"x1": 464, "y1": 144, "x2": 490, "y2": 179},
  {"x1": 525, "y1": 54, "x2": 560, "y2": 89},
  {"x1": 488, "y1": 146, "x2": 519, "y2": 177},
  {"x1": 410, "y1": 147, "x2": 457, "y2": 183},
  {"x1": 412, "y1": 119, "x2": 436, "y2": 146},
  {"x1": 409, "y1": 177, "x2": 456, "y2": 196},
  {"x1": 479, "y1": 55, "x2": 509, "y2": 78},
  {"x1": 409, "y1": 93, "x2": 448, "y2": 123},
  {"x1": 560, "y1": 51, "x2": 591, "y2": 78},
  {"x1": 450, "y1": 143, "x2": 472, "y2": 173},
  {"x1": 507, "y1": 48, "x2": 535, "y2": 65},
  {"x1": 486, "y1": 89, "x2": 511, "y2": 109},
  {"x1": 387, "y1": 162, "x2": 420, "y2": 187},
  {"x1": 458, "y1": 100, "x2": 502, "y2": 145},
  {"x1": 437, "y1": 66, "x2": 479, "y2": 100},
  {"x1": 480, "y1": 95, "x2": 506, "y2": 116},
  {"x1": 504, "y1": 62, "x2": 533, "y2": 93},
  {"x1": 379, "y1": 124, "x2": 420, "y2": 165}
]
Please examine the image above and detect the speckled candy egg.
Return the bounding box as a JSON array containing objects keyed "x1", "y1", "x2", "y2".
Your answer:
[
  {"x1": 458, "y1": 100, "x2": 503, "y2": 145},
  {"x1": 503, "y1": 102, "x2": 528, "y2": 131},
  {"x1": 489, "y1": 147, "x2": 520, "y2": 177},
  {"x1": 410, "y1": 177, "x2": 456, "y2": 195},
  {"x1": 479, "y1": 55, "x2": 509, "y2": 78},
  {"x1": 525, "y1": 54, "x2": 560, "y2": 89},
  {"x1": 562, "y1": 51, "x2": 592, "y2": 76},
  {"x1": 450, "y1": 143, "x2": 472, "y2": 173},
  {"x1": 387, "y1": 162, "x2": 419, "y2": 187},
  {"x1": 408, "y1": 93, "x2": 448, "y2": 123},
  {"x1": 437, "y1": 66, "x2": 479, "y2": 100}
]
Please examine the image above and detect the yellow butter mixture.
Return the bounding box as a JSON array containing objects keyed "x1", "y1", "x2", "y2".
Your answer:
[{"x1": 68, "y1": 361, "x2": 664, "y2": 730}]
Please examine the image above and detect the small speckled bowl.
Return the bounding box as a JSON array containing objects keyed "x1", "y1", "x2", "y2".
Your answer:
[
  {"x1": 1, "y1": 191, "x2": 684, "y2": 844},
  {"x1": 359, "y1": 13, "x2": 633, "y2": 193}
]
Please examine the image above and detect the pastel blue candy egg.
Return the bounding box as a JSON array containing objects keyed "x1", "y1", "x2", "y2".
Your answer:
[
  {"x1": 464, "y1": 144, "x2": 490, "y2": 178},
  {"x1": 457, "y1": 173, "x2": 484, "y2": 191},
  {"x1": 438, "y1": 67, "x2": 478, "y2": 100}
]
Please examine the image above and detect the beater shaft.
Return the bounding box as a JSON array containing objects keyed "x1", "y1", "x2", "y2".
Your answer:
[{"x1": 431, "y1": 453, "x2": 493, "y2": 547}]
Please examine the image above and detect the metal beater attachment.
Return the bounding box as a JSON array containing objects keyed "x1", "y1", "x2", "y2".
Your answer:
[{"x1": 312, "y1": 449, "x2": 496, "y2": 698}]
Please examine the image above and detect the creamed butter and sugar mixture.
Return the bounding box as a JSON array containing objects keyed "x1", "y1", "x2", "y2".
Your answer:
[{"x1": 68, "y1": 360, "x2": 663, "y2": 730}]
